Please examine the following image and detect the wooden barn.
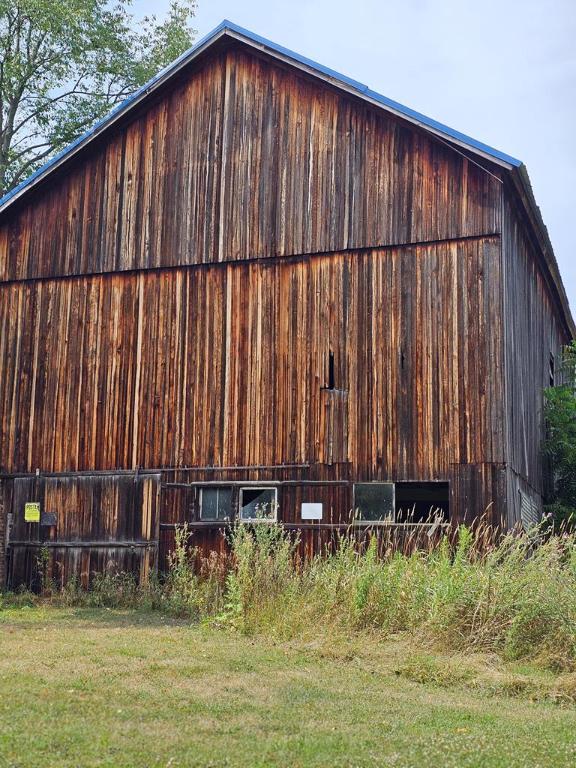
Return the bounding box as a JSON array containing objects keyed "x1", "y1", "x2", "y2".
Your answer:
[{"x1": 0, "y1": 21, "x2": 573, "y2": 589}]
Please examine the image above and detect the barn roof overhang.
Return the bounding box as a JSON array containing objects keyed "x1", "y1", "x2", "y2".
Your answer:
[{"x1": 0, "y1": 19, "x2": 573, "y2": 335}]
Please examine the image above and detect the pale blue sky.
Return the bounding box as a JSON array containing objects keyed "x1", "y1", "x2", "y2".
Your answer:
[{"x1": 139, "y1": 0, "x2": 576, "y2": 312}]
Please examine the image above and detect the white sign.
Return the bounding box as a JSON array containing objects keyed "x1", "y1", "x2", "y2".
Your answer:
[{"x1": 301, "y1": 502, "x2": 323, "y2": 521}]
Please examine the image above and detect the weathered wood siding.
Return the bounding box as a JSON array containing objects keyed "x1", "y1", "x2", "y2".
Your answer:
[
  {"x1": 0, "y1": 240, "x2": 504, "y2": 476},
  {"x1": 0, "y1": 41, "x2": 535, "y2": 587},
  {"x1": 502, "y1": 190, "x2": 570, "y2": 523},
  {"x1": 0, "y1": 481, "x2": 6, "y2": 585},
  {"x1": 158, "y1": 460, "x2": 506, "y2": 569},
  {"x1": 0, "y1": 46, "x2": 502, "y2": 282},
  {"x1": 7, "y1": 474, "x2": 160, "y2": 588}
]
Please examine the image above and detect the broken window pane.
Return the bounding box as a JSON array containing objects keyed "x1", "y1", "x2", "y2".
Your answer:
[{"x1": 239, "y1": 488, "x2": 278, "y2": 522}]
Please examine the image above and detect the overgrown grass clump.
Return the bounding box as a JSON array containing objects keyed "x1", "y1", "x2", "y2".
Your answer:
[
  {"x1": 215, "y1": 525, "x2": 576, "y2": 671},
  {"x1": 3, "y1": 524, "x2": 576, "y2": 671}
]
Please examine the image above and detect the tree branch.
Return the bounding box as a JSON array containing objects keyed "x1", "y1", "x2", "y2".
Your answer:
[{"x1": 9, "y1": 144, "x2": 56, "y2": 186}]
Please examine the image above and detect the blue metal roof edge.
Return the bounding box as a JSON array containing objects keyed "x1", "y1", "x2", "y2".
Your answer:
[
  {"x1": 221, "y1": 20, "x2": 522, "y2": 168},
  {"x1": 0, "y1": 18, "x2": 521, "y2": 211}
]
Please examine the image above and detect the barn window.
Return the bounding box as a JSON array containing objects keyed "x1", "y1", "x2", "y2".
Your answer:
[
  {"x1": 353, "y1": 483, "x2": 394, "y2": 522},
  {"x1": 239, "y1": 487, "x2": 278, "y2": 522},
  {"x1": 395, "y1": 482, "x2": 449, "y2": 523},
  {"x1": 549, "y1": 353, "x2": 556, "y2": 386},
  {"x1": 199, "y1": 487, "x2": 232, "y2": 521}
]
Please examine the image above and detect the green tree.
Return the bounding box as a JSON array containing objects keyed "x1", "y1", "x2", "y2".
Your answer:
[
  {"x1": 0, "y1": 0, "x2": 196, "y2": 195},
  {"x1": 543, "y1": 341, "x2": 576, "y2": 528}
]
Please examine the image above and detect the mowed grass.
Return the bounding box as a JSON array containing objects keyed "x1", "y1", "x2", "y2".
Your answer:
[{"x1": 1, "y1": 608, "x2": 576, "y2": 767}]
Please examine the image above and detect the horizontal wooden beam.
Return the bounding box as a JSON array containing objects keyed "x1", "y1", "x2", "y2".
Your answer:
[
  {"x1": 159, "y1": 522, "x2": 448, "y2": 531},
  {"x1": 0, "y1": 464, "x2": 311, "y2": 480},
  {"x1": 8, "y1": 541, "x2": 157, "y2": 549},
  {"x1": 164, "y1": 480, "x2": 349, "y2": 489}
]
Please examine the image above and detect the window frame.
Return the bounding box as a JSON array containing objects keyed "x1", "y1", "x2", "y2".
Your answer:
[
  {"x1": 353, "y1": 482, "x2": 396, "y2": 524},
  {"x1": 353, "y1": 481, "x2": 451, "y2": 526},
  {"x1": 198, "y1": 486, "x2": 233, "y2": 522},
  {"x1": 238, "y1": 486, "x2": 279, "y2": 523}
]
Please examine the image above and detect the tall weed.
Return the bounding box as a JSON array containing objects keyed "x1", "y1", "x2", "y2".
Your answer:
[{"x1": 3, "y1": 520, "x2": 576, "y2": 670}]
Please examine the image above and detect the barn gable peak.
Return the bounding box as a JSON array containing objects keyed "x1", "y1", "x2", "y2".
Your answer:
[
  {"x1": 0, "y1": 19, "x2": 571, "y2": 335},
  {"x1": 0, "y1": 18, "x2": 521, "y2": 218}
]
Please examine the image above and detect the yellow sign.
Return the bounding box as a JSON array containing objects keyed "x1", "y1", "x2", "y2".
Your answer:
[{"x1": 24, "y1": 502, "x2": 41, "y2": 523}]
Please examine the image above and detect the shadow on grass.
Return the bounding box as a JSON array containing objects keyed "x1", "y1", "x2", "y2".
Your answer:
[{"x1": 0, "y1": 604, "x2": 195, "y2": 629}]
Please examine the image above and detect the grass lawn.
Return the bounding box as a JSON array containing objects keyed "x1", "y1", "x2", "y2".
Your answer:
[{"x1": 1, "y1": 608, "x2": 575, "y2": 767}]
